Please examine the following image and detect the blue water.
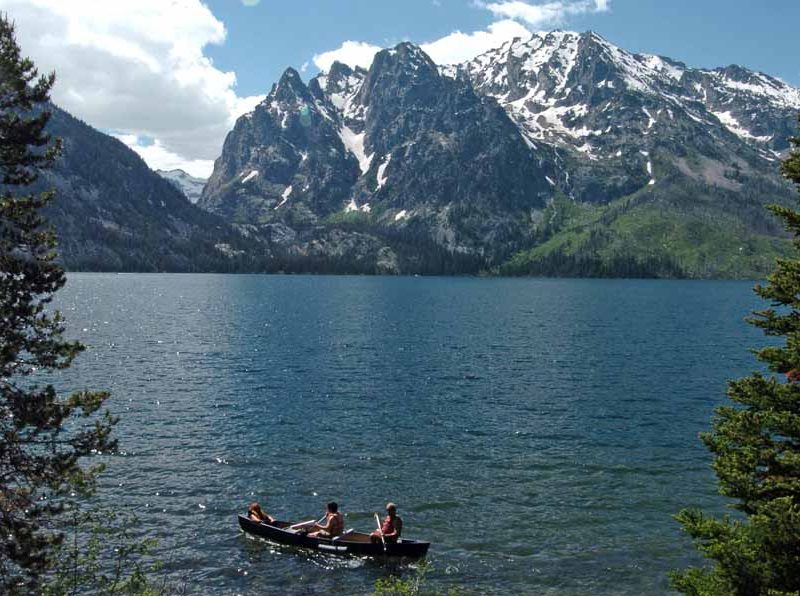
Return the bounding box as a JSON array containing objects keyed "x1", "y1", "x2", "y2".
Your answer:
[{"x1": 53, "y1": 274, "x2": 765, "y2": 594}]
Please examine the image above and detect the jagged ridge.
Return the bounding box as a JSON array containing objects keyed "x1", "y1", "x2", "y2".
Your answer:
[{"x1": 198, "y1": 32, "x2": 800, "y2": 277}]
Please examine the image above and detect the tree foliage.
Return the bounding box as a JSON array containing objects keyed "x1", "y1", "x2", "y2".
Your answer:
[
  {"x1": 672, "y1": 116, "x2": 800, "y2": 594},
  {"x1": 43, "y1": 507, "x2": 168, "y2": 596},
  {"x1": 0, "y1": 14, "x2": 116, "y2": 592},
  {"x1": 372, "y1": 562, "x2": 465, "y2": 596}
]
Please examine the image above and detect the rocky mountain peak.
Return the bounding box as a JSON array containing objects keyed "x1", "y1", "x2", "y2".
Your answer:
[
  {"x1": 314, "y1": 61, "x2": 366, "y2": 121},
  {"x1": 392, "y1": 41, "x2": 438, "y2": 68},
  {"x1": 272, "y1": 67, "x2": 314, "y2": 104},
  {"x1": 325, "y1": 61, "x2": 367, "y2": 91},
  {"x1": 357, "y1": 42, "x2": 440, "y2": 107}
]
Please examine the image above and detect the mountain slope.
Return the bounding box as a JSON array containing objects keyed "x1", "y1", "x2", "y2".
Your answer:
[
  {"x1": 40, "y1": 106, "x2": 262, "y2": 272},
  {"x1": 448, "y1": 31, "x2": 797, "y2": 277}
]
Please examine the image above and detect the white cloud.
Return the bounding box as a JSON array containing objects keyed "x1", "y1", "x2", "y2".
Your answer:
[
  {"x1": 313, "y1": 40, "x2": 383, "y2": 71},
  {"x1": 1, "y1": 0, "x2": 263, "y2": 170},
  {"x1": 241, "y1": 0, "x2": 261, "y2": 6},
  {"x1": 114, "y1": 134, "x2": 215, "y2": 178},
  {"x1": 421, "y1": 19, "x2": 530, "y2": 65},
  {"x1": 480, "y1": 0, "x2": 610, "y2": 28},
  {"x1": 311, "y1": 0, "x2": 611, "y2": 73},
  {"x1": 313, "y1": 20, "x2": 530, "y2": 72}
]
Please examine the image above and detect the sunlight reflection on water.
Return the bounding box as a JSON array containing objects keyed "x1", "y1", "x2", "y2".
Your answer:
[{"x1": 55, "y1": 274, "x2": 764, "y2": 595}]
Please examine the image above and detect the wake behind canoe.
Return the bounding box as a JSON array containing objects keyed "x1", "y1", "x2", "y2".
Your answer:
[{"x1": 238, "y1": 515, "x2": 431, "y2": 558}]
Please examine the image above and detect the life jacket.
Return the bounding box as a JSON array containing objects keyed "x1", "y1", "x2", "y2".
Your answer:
[
  {"x1": 381, "y1": 516, "x2": 394, "y2": 534},
  {"x1": 329, "y1": 512, "x2": 344, "y2": 536}
]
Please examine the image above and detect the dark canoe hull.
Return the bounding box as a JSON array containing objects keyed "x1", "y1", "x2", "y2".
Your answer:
[{"x1": 238, "y1": 515, "x2": 430, "y2": 559}]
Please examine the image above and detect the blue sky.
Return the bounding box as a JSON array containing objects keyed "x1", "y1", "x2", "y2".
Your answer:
[
  {"x1": 5, "y1": 0, "x2": 798, "y2": 176},
  {"x1": 205, "y1": 0, "x2": 800, "y2": 97}
]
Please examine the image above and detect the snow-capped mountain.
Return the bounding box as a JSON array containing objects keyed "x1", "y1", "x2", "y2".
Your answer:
[
  {"x1": 453, "y1": 31, "x2": 799, "y2": 160},
  {"x1": 447, "y1": 30, "x2": 800, "y2": 204},
  {"x1": 156, "y1": 169, "x2": 207, "y2": 204},
  {"x1": 200, "y1": 43, "x2": 554, "y2": 262},
  {"x1": 199, "y1": 32, "x2": 800, "y2": 277}
]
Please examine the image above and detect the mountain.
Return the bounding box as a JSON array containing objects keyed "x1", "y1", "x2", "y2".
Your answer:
[
  {"x1": 156, "y1": 169, "x2": 207, "y2": 204},
  {"x1": 199, "y1": 32, "x2": 799, "y2": 278},
  {"x1": 38, "y1": 106, "x2": 265, "y2": 272},
  {"x1": 450, "y1": 31, "x2": 799, "y2": 277},
  {"x1": 200, "y1": 43, "x2": 557, "y2": 269}
]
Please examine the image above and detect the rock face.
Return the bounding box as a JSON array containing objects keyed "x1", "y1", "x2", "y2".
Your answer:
[
  {"x1": 39, "y1": 106, "x2": 261, "y2": 272},
  {"x1": 201, "y1": 67, "x2": 360, "y2": 225},
  {"x1": 196, "y1": 34, "x2": 799, "y2": 277},
  {"x1": 200, "y1": 43, "x2": 555, "y2": 264},
  {"x1": 347, "y1": 43, "x2": 554, "y2": 259},
  {"x1": 199, "y1": 35, "x2": 800, "y2": 277},
  {"x1": 156, "y1": 169, "x2": 207, "y2": 204}
]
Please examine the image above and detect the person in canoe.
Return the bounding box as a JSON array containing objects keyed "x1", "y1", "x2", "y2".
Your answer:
[
  {"x1": 307, "y1": 501, "x2": 344, "y2": 538},
  {"x1": 371, "y1": 502, "x2": 402, "y2": 544},
  {"x1": 247, "y1": 502, "x2": 275, "y2": 524}
]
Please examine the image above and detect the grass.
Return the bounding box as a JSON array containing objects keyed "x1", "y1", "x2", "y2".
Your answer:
[{"x1": 500, "y1": 186, "x2": 792, "y2": 279}]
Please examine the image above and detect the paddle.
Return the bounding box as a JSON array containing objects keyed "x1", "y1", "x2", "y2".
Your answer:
[
  {"x1": 290, "y1": 514, "x2": 326, "y2": 532},
  {"x1": 374, "y1": 513, "x2": 387, "y2": 553}
]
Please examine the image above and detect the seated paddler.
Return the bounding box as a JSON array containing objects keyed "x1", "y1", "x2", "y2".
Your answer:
[
  {"x1": 371, "y1": 502, "x2": 402, "y2": 544},
  {"x1": 307, "y1": 501, "x2": 344, "y2": 538}
]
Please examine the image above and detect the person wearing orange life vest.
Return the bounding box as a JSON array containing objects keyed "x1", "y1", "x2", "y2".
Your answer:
[
  {"x1": 308, "y1": 501, "x2": 344, "y2": 538},
  {"x1": 371, "y1": 502, "x2": 403, "y2": 544}
]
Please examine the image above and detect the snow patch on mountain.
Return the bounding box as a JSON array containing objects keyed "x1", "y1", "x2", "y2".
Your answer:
[
  {"x1": 707, "y1": 71, "x2": 800, "y2": 109},
  {"x1": 345, "y1": 198, "x2": 371, "y2": 213},
  {"x1": 339, "y1": 126, "x2": 373, "y2": 174},
  {"x1": 638, "y1": 54, "x2": 684, "y2": 82},
  {"x1": 712, "y1": 110, "x2": 774, "y2": 143},
  {"x1": 376, "y1": 154, "x2": 391, "y2": 190},
  {"x1": 275, "y1": 185, "x2": 292, "y2": 209}
]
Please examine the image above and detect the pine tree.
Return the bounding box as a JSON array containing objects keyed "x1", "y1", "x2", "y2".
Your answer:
[
  {"x1": 671, "y1": 118, "x2": 800, "y2": 595},
  {"x1": 0, "y1": 15, "x2": 116, "y2": 593}
]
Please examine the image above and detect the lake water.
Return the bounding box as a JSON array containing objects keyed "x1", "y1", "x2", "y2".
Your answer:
[{"x1": 53, "y1": 274, "x2": 766, "y2": 594}]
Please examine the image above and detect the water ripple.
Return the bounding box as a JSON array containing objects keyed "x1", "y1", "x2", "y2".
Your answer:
[{"x1": 53, "y1": 274, "x2": 766, "y2": 595}]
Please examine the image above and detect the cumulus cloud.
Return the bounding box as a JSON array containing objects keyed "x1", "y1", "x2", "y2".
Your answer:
[
  {"x1": 422, "y1": 19, "x2": 530, "y2": 65},
  {"x1": 480, "y1": 0, "x2": 610, "y2": 29},
  {"x1": 313, "y1": 19, "x2": 530, "y2": 72},
  {"x1": 311, "y1": 0, "x2": 610, "y2": 73},
  {"x1": 313, "y1": 41, "x2": 383, "y2": 71},
  {"x1": 1, "y1": 0, "x2": 264, "y2": 175}
]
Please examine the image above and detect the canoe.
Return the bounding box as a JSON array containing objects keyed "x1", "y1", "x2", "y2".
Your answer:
[{"x1": 238, "y1": 515, "x2": 431, "y2": 558}]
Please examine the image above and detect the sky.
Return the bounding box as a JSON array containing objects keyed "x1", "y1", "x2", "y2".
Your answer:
[{"x1": 3, "y1": 0, "x2": 799, "y2": 178}]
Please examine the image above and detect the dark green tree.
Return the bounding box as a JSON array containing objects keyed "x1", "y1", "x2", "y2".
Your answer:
[
  {"x1": 0, "y1": 15, "x2": 116, "y2": 593},
  {"x1": 671, "y1": 118, "x2": 800, "y2": 595}
]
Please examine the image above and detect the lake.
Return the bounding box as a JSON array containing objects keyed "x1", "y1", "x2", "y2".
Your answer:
[{"x1": 54, "y1": 274, "x2": 765, "y2": 594}]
